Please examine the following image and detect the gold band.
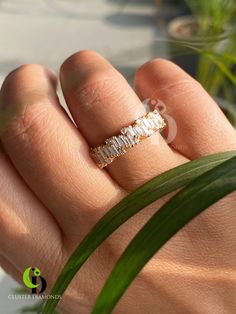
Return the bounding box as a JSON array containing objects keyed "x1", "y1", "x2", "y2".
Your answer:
[{"x1": 90, "y1": 110, "x2": 166, "y2": 168}]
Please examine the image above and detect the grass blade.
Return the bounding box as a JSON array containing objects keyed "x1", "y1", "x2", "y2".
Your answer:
[
  {"x1": 204, "y1": 52, "x2": 236, "y2": 86},
  {"x1": 92, "y1": 156, "x2": 236, "y2": 314},
  {"x1": 42, "y1": 151, "x2": 236, "y2": 313}
]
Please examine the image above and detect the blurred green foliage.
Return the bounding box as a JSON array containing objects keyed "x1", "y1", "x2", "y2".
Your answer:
[{"x1": 184, "y1": 0, "x2": 236, "y2": 123}]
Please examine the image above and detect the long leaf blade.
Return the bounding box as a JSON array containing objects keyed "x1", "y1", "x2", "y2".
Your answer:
[
  {"x1": 43, "y1": 151, "x2": 236, "y2": 313},
  {"x1": 92, "y1": 156, "x2": 236, "y2": 314}
]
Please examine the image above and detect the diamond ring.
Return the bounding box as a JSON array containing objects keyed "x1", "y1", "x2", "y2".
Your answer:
[{"x1": 90, "y1": 110, "x2": 166, "y2": 168}]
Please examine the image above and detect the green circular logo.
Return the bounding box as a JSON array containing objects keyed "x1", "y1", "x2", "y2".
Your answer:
[{"x1": 22, "y1": 267, "x2": 41, "y2": 289}]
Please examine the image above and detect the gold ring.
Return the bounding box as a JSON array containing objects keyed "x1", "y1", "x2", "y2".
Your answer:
[{"x1": 90, "y1": 110, "x2": 166, "y2": 168}]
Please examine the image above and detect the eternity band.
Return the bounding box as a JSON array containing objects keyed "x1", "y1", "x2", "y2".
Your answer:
[{"x1": 90, "y1": 109, "x2": 166, "y2": 168}]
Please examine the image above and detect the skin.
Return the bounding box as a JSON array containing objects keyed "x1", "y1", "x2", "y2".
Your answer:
[{"x1": 0, "y1": 50, "x2": 235, "y2": 314}]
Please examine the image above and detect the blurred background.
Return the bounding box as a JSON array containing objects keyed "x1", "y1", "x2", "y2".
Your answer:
[{"x1": 0, "y1": 0, "x2": 236, "y2": 313}]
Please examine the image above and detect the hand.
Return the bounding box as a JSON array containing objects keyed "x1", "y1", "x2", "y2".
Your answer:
[{"x1": 0, "y1": 51, "x2": 235, "y2": 314}]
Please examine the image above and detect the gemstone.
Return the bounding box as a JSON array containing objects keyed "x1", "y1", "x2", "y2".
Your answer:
[
  {"x1": 105, "y1": 138, "x2": 111, "y2": 145},
  {"x1": 103, "y1": 146, "x2": 112, "y2": 157},
  {"x1": 147, "y1": 118, "x2": 155, "y2": 128},
  {"x1": 119, "y1": 144, "x2": 126, "y2": 153},
  {"x1": 114, "y1": 136, "x2": 123, "y2": 148},
  {"x1": 120, "y1": 135, "x2": 130, "y2": 147},
  {"x1": 133, "y1": 126, "x2": 142, "y2": 136},
  {"x1": 124, "y1": 135, "x2": 133, "y2": 147},
  {"x1": 121, "y1": 127, "x2": 128, "y2": 135},
  {"x1": 96, "y1": 150, "x2": 105, "y2": 165},
  {"x1": 127, "y1": 134, "x2": 136, "y2": 146},
  {"x1": 126, "y1": 126, "x2": 136, "y2": 137},
  {"x1": 117, "y1": 135, "x2": 125, "y2": 147},
  {"x1": 134, "y1": 135, "x2": 140, "y2": 144},
  {"x1": 154, "y1": 111, "x2": 161, "y2": 117},
  {"x1": 151, "y1": 119, "x2": 160, "y2": 128},
  {"x1": 109, "y1": 137, "x2": 119, "y2": 149},
  {"x1": 142, "y1": 118, "x2": 151, "y2": 128},
  {"x1": 135, "y1": 118, "x2": 143, "y2": 125},
  {"x1": 98, "y1": 147, "x2": 107, "y2": 161},
  {"x1": 147, "y1": 112, "x2": 154, "y2": 118},
  {"x1": 139, "y1": 125, "x2": 150, "y2": 136},
  {"x1": 153, "y1": 113, "x2": 162, "y2": 123},
  {"x1": 111, "y1": 145, "x2": 119, "y2": 156},
  {"x1": 108, "y1": 146, "x2": 117, "y2": 156},
  {"x1": 122, "y1": 136, "x2": 130, "y2": 147}
]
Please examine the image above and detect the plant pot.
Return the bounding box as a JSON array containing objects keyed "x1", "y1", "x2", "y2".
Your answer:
[
  {"x1": 166, "y1": 16, "x2": 235, "y2": 125},
  {"x1": 167, "y1": 15, "x2": 228, "y2": 76}
]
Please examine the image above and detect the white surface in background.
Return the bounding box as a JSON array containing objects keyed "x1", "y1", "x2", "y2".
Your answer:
[
  {"x1": 0, "y1": 0, "x2": 162, "y2": 85},
  {"x1": 0, "y1": 271, "x2": 36, "y2": 314}
]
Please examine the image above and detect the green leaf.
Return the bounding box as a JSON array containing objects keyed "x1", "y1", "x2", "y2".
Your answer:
[
  {"x1": 216, "y1": 52, "x2": 236, "y2": 64},
  {"x1": 92, "y1": 156, "x2": 236, "y2": 314},
  {"x1": 177, "y1": 45, "x2": 236, "y2": 86},
  {"x1": 203, "y1": 52, "x2": 236, "y2": 86},
  {"x1": 42, "y1": 151, "x2": 236, "y2": 314}
]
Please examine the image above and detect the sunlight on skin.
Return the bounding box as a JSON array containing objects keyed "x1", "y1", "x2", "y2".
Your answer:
[
  {"x1": 0, "y1": 52, "x2": 235, "y2": 313},
  {"x1": 0, "y1": 201, "x2": 29, "y2": 237},
  {"x1": 151, "y1": 260, "x2": 236, "y2": 282}
]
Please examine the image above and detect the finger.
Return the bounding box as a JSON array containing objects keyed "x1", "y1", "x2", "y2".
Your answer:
[
  {"x1": 0, "y1": 64, "x2": 121, "y2": 239},
  {"x1": 0, "y1": 149, "x2": 64, "y2": 289},
  {"x1": 135, "y1": 59, "x2": 236, "y2": 159},
  {"x1": 60, "y1": 51, "x2": 187, "y2": 191}
]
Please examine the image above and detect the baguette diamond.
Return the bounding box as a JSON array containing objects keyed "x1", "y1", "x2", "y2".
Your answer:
[
  {"x1": 127, "y1": 126, "x2": 136, "y2": 137},
  {"x1": 142, "y1": 118, "x2": 151, "y2": 128},
  {"x1": 140, "y1": 125, "x2": 150, "y2": 136},
  {"x1": 133, "y1": 126, "x2": 142, "y2": 136},
  {"x1": 91, "y1": 110, "x2": 166, "y2": 168}
]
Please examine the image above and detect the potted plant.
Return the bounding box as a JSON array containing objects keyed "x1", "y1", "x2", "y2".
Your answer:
[{"x1": 166, "y1": 0, "x2": 236, "y2": 124}]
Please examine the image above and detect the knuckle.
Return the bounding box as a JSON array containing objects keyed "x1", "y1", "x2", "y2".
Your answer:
[
  {"x1": 3, "y1": 102, "x2": 50, "y2": 143},
  {"x1": 73, "y1": 73, "x2": 127, "y2": 110},
  {"x1": 158, "y1": 79, "x2": 202, "y2": 100}
]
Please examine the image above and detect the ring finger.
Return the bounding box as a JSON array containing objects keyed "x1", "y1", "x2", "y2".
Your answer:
[{"x1": 60, "y1": 51, "x2": 187, "y2": 191}]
